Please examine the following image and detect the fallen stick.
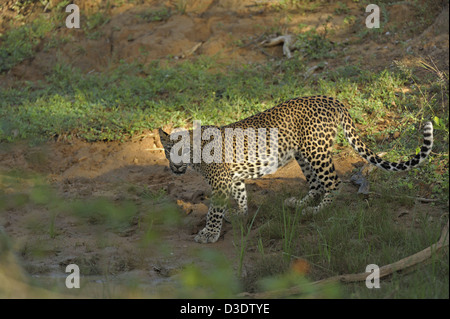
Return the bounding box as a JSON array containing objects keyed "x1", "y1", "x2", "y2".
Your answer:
[
  {"x1": 262, "y1": 35, "x2": 294, "y2": 58},
  {"x1": 178, "y1": 42, "x2": 203, "y2": 59},
  {"x1": 406, "y1": 196, "x2": 441, "y2": 203},
  {"x1": 370, "y1": 192, "x2": 442, "y2": 203},
  {"x1": 240, "y1": 220, "x2": 448, "y2": 298}
]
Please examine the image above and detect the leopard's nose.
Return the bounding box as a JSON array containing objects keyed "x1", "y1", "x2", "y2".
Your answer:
[{"x1": 173, "y1": 165, "x2": 186, "y2": 175}]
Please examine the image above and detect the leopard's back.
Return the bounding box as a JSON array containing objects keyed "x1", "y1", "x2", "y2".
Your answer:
[{"x1": 220, "y1": 96, "x2": 343, "y2": 177}]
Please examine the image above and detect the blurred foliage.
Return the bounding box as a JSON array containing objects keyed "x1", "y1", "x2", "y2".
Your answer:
[
  {"x1": 177, "y1": 249, "x2": 242, "y2": 298},
  {"x1": 258, "y1": 271, "x2": 341, "y2": 298}
]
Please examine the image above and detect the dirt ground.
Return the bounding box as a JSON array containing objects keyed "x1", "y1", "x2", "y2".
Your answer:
[
  {"x1": 1, "y1": 0, "x2": 448, "y2": 83},
  {"x1": 0, "y1": 0, "x2": 448, "y2": 297}
]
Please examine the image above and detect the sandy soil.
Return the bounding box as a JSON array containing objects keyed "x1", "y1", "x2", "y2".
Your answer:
[{"x1": 1, "y1": 0, "x2": 448, "y2": 83}]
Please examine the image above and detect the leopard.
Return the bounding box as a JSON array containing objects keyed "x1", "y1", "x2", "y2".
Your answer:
[{"x1": 159, "y1": 96, "x2": 433, "y2": 244}]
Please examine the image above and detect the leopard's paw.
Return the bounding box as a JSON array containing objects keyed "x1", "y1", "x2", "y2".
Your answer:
[
  {"x1": 194, "y1": 228, "x2": 220, "y2": 244},
  {"x1": 284, "y1": 197, "x2": 299, "y2": 208},
  {"x1": 301, "y1": 206, "x2": 319, "y2": 215}
]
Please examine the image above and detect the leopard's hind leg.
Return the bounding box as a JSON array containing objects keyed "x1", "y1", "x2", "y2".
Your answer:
[
  {"x1": 284, "y1": 153, "x2": 324, "y2": 208},
  {"x1": 303, "y1": 149, "x2": 341, "y2": 214},
  {"x1": 285, "y1": 149, "x2": 341, "y2": 214}
]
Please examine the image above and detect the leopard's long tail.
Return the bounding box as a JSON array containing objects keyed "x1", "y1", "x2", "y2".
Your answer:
[{"x1": 340, "y1": 109, "x2": 433, "y2": 172}]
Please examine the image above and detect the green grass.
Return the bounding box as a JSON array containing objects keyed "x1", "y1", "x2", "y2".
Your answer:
[
  {"x1": 241, "y1": 183, "x2": 448, "y2": 298},
  {"x1": 294, "y1": 24, "x2": 335, "y2": 60},
  {"x1": 137, "y1": 7, "x2": 172, "y2": 22},
  {"x1": 0, "y1": 16, "x2": 55, "y2": 72},
  {"x1": 83, "y1": 11, "x2": 111, "y2": 40},
  {"x1": 231, "y1": 206, "x2": 263, "y2": 278},
  {"x1": 1, "y1": 55, "x2": 447, "y2": 145}
]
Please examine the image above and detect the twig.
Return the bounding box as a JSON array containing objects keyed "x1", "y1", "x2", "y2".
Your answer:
[
  {"x1": 262, "y1": 35, "x2": 294, "y2": 59},
  {"x1": 408, "y1": 196, "x2": 441, "y2": 203},
  {"x1": 178, "y1": 42, "x2": 203, "y2": 59},
  {"x1": 370, "y1": 192, "x2": 442, "y2": 203},
  {"x1": 147, "y1": 182, "x2": 170, "y2": 188},
  {"x1": 131, "y1": 132, "x2": 156, "y2": 140}
]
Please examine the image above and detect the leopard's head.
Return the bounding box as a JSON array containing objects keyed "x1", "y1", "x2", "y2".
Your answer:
[{"x1": 159, "y1": 128, "x2": 191, "y2": 175}]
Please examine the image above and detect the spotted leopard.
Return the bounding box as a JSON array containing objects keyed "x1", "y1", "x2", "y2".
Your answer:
[{"x1": 159, "y1": 96, "x2": 433, "y2": 243}]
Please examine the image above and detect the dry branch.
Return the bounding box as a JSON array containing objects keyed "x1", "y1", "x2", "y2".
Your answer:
[
  {"x1": 262, "y1": 35, "x2": 294, "y2": 58},
  {"x1": 240, "y1": 221, "x2": 449, "y2": 298},
  {"x1": 178, "y1": 42, "x2": 203, "y2": 59}
]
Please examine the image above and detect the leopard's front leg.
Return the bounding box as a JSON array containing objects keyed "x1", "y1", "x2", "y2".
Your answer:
[
  {"x1": 194, "y1": 205, "x2": 225, "y2": 243},
  {"x1": 194, "y1": 188, "x2": 229, "y2": 244},
  {"x1": 224, "y1": 179, "x2": 248, "y2": 223}
]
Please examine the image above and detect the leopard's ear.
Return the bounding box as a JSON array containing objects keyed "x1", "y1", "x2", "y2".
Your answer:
[
  {"x1": 158, "y1": 128, "x2": 168, "y2": 137},
  {"x1": 158, "y1": 128, "x2": 171, "y2": 147}
]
